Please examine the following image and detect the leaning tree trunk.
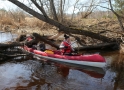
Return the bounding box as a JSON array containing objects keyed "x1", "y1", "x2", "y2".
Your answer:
[
  {"x1": 0, "y1": 32, "x2": 119, "y2": 52},
  {"x1": 32, "y1": 33, "x2": 59, "y2": 49},
  {"x1": 49, "y1": 0, "x2": 58, "y2": 21},
  {"x1": 8, "y1": 0, "x2": 116, "y2": 43},
  {"x1": 109, "y1": 0, "x2": 124, "y2": 31}
]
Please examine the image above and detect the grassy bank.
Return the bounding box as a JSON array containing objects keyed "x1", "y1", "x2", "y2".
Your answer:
[{"x1": 0, "y1": 9, "x2": 122, "y2": 40}]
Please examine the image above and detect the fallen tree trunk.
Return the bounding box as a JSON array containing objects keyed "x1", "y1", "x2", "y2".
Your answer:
[
  {"x1": 0, "y1": 41, "x2": 119, "y2": 52},
  {"x1": 15, "y1": 33, "x2": 59, "y2": 49},
  {"x1": 0, "y1": 42, "x2": 23, "y2": 48},
  {"x1": 0, "y1": 53, "x2": 27, "y2": 58},
  {"x1": 0, "y1": 32, "x2": 119, "y2": 52},
  {"x1": 32, "y1": 33, "x2": 59, "y2": 49},
  {"x1": 75, "y1": 42, "x2": 119, "y2": 51},
  {"x1": 8, "y1": 0, "x2": 117, "y2": 43}
]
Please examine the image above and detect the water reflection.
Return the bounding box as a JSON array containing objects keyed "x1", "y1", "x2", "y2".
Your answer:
[
  {"x1": 110, "y1": 54, "x2": 124, "y2": 90},
  {"x1": 0, "y1": 32, "x2": 120, "y2": 90},
  {"x1": 0, "y1": 58, "x2": 108, "y2": 90},
  {"x1": 55, "y1": 63, "x2": 105, "y2": 78},
  {"x1": 0, "y1": 32, "x2": 17, "y2": 43}
]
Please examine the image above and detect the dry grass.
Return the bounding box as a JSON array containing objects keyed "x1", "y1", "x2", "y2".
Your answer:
[
  {"x1": 0, "y1": 12, "x2": 53, "y2": 33},
  {"x1": 0, "y1": 16, "x2": 13, "y2": 25},
  {"x1": 25, "y1": 17, "x2": 44, "y2": 28},
  {"x1": 0, "y1": 10, "x2": 122, "y2": 37}
]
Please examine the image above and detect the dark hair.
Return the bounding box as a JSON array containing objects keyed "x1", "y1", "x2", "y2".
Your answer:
[{"x1": 64, "y1": 34, "x2": 69, "y2": 39}]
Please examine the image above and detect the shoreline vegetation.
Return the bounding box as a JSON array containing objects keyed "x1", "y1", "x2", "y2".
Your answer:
[
  {"x1": 0, "y1": 12, "x2": 122, "y2": 42},
  {"x1": 0, "y1": 9, "x2": 123, "y2": 53}
]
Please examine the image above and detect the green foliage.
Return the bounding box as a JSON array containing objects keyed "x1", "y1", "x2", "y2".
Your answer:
[{"x1": 114, "y1": 0, "x2": 124, "y2": 15}]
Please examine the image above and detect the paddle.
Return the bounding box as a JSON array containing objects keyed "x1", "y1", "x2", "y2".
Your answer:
[{"x1": 70, "y1": 40, "x2": 79, "y2": 54}]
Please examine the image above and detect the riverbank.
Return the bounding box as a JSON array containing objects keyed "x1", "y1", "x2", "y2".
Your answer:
[{"x1": 0, "y1": 17, "x2": 123, "y2": 47}]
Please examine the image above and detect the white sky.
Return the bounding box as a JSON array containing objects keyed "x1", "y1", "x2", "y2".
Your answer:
[
  {"x1": 0, "y1": 0, "x2": 108, "y2": 14},
  {"x1": 0, "y1": 0, "x2": 86, "y2": 14},
  {"x1": 0, "y1": 0, "x2": 17, "y2": 10}
]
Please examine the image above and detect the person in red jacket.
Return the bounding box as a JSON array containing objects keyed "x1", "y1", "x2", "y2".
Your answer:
[
  {"x1": 59, "y1": 34, "x2": 74, "y2": 55},
  {"x1": 25, "y1": 34, "x2": 35, "y2": 48},
  {"x1": 26, "y1": 34, "x2": 34, "y2": 42}
]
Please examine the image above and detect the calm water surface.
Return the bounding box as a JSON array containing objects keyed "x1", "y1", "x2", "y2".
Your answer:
[
  {"x1": 0, "y1": 33, "x2": 123, "y2": 90},
  {"x1": 0, "y1": 32, "x2": 17, "y2": 43}
]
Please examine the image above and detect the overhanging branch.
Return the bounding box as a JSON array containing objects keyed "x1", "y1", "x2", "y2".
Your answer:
[{"x1": 8, "y1": 0, "x2": 116, "y2": 42}]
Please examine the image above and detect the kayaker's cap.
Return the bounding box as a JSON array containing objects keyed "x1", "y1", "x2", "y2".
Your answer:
[
  {"x1": 64, "y1": 34, "x2": 69, "y2": 39},
  {"x1": 26, "y1": 34, "x2": 31, "y2": 37}
]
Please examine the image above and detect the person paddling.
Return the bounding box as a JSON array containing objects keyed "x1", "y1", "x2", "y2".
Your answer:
[
  {"x1": 25, "y1": 34, "x2": 35, "y2": 48},
  {"x1": 59, "y1": 34, "x2": 74, "y2": 55},
  {"x1": 37, "y1": 41, "x2": 46, "y2": 51}
]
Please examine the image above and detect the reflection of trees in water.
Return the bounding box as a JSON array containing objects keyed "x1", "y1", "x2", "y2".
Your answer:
[
  {"x1": 56, "y1": 64, "x2": 69, "y2": 77},
  {"x1": 111, "y1": 54, "x2": 124, "y2": 90},
  {"x1": 19, "y1": 64, "x2": 68, "y2": 90},
  {"x1": 12, "y1": 59, "x2": 105, "y2": 90}
]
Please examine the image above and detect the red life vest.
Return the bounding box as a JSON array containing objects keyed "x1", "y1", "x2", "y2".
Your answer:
[
  {"x1": 61, "y1": 41, "x2": 72, "y2": 54},
  {"x1": 27, "y1": 37, "x2": 32, "y2": 41}
]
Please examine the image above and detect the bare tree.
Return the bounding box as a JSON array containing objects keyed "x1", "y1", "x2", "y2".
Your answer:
[
  {"x1": 71, "y1": 0, "x2": 79, "y2": 20},
  {"x1": 82, "y1": 0, "x2": 98, "y2": 18},
  {"x1": 79, "y1": 0, "x2": 101, "y2": 18},
  {"x1": 108, "y1": 0, "x2": 124, "y2": 31},
  {"x1": 49, "y1": 0, "x2": 58, "y2": 21},
  {"x1": 8, "y1": 0, "x2": 116, "y2": 43},
  {"x1": 59, "y1": 0, "x2": 65, "y2": 22},
  {"x1": 94, "y1": 0, "x2": 124, "y2": 31}
]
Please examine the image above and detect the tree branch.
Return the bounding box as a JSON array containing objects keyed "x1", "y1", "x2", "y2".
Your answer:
[
  {"x1": 49, "y1": 0, "x2": 58, "y2": 21},
  {"x1": 31, "y1": 0, "x2": 48, "y2": 17},
  {"x1": 8, "y1": 0, "x2": 116, "y2": 42},
  {"x1": 109, "y1": 0, "x2": 124, "y2": 31}
]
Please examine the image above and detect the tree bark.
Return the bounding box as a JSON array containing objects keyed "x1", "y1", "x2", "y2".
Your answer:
[
  {"x1": 49, "y1": 0, "x2": 58, "y2": 21},
  {"x1": 32, "y1": 33, "x2": 59, "y2": 49},
  {"x1": 0, "y1": 42, "x2": 23, "y2": 48},
  {"x1": 15, "y1": 33, "x2": 59, "y2": 49},
  {"x1": 76, "y1": 42, "x2": 119, "y2": 51},
  {"x1": 8, "y1": 0, "x2": 116, "y2": 42},
  {"x1": 31, "y1": 0, "x2": 48, "y2": 17},
  {"x1": 0, "y1": 40, "x2": 119, "y2": 51},
  {"x1": 109, "y1": 0, "x2": 124, "y2": 31},
  {"x1": 60, "y1": 0, "x2": 64, "y2": 22}
]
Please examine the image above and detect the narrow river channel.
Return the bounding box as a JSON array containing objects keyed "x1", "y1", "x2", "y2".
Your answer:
[{"x1": 0, "y1": 32, "x2": 123, "y2": 90}]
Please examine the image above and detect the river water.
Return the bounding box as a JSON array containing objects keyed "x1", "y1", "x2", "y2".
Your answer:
[{"x1": 0, "y1": 33, "x2": 124, "y2": 90}]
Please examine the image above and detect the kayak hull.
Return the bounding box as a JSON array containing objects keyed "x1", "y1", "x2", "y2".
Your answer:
[{"x1": 22, "y1": 46, "x2": 106, "y2": 69}]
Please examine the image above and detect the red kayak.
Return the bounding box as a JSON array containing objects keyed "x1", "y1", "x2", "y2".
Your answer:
[{"x1": 23, "y1": 46, "x2": 106, "y2": 69}]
